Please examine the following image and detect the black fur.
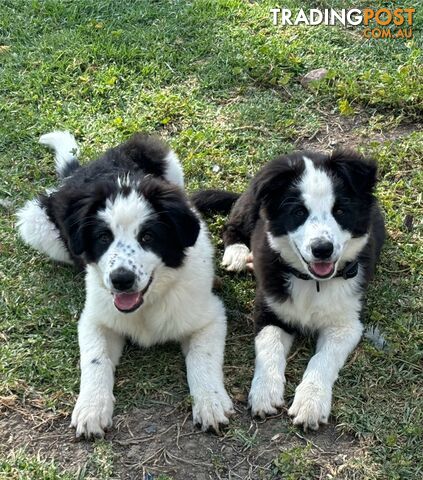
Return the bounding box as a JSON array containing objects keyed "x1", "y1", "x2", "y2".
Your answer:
[
  {"x1": 197, "y1": 150, "x2": 386, "y2": 335},
  {"x1": 254, "y1": 290, "x2": 298, "y2": 336},
  {"x1": 61, "y1": 133, "x2": 170, "y2": 188},
  {"x1": 60, "y1": 158, "x2": 80, "y2": 179},
  {"x1": 40, "y1": 133, "x2": 199, "y2": 270},
  {"x1": 251, "y1": 219, "x2": 291, "y2": 305},
  {"x1": 138, "y1": 179, "x2": 200, "y2": 268},
  {"x1": 326, "y1": 151, "x2": 378, "y2": 238},
  {"x1": 191, "y1": 189, "x2": 240, "y2": 216}
]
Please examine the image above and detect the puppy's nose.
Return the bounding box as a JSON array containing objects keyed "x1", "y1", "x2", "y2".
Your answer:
[
  {"x1": 110, "y1": 268, "x2": 136, "y2": 291},
  {"x1": 311, "y1": 240, "x2": 334, "y2": 260}
]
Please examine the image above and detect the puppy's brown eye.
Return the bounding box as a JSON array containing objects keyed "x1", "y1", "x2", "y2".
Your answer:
[
  {"x1": 98, "y1": 231, "x2": 113, "y2": 244},
  {"x1": 293, "y1": 207, "x2": 307, "y2": 217},
  {"x1": 141, "y1": 232, "x2": 153, "y2": 244},
  {"x1": 334, "y1": 207, "x2": 344, "y2": 216}
]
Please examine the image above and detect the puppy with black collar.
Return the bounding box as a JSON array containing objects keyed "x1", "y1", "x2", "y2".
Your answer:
[
  {"x1": 17, "y1": 131, "x2": 234, "y2": 438},
  {"x1": 192, "y1": 150, "x2": 385, "y2": 430}
]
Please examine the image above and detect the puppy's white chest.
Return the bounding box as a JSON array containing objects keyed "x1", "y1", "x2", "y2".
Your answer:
[{"x1": 266, "y1": 275, "x2": 362, "y2": 331}]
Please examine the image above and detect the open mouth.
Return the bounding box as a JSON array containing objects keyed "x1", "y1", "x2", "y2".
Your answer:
[
  {"x1": 113, "y1": 277, "x2": 153, "y2": 313},
  {"x1": 308, "y1": 261, "x2": 335, "y2": 279},
  {"x1": 294, "y1": 245, "x2": 336, "y2": 280}
]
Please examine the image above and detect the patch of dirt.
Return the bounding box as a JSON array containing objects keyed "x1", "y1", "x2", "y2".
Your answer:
[
  {"x1": 295, "y1": 115, "x2": 420, "y2": 152},
  {"x1": 1, "y1": 401, "x2": 360, "y2": 480}
]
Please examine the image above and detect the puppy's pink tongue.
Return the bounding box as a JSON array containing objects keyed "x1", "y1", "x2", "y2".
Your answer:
[
  {"x1": 310, "y1": 262, "x2": 334, "y2": 277},
  {"x1": 114, "y1": 292, "x2": 142, "y2": 311}
]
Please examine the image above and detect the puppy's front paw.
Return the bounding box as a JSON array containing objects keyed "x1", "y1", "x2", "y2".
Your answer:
[
  {"x1": 71, "y1": 392, "x2": 114, "y2": 439},
  {"x1": 248, "y1": 374, "x2": 285, "y2": 419},
  {"x1": 221, "y1": 244, "x2": 250, "y2": 272},
  {"x1": 288, "y1": 380, "x2": 331, "y2": 431},
  {"x1": 192, "y1": 389, "x2": 234, "y2": 433}
]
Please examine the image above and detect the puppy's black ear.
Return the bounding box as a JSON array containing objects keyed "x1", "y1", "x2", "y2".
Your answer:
[
  {"x1": 63, "y1": 195, "x2": 92, "y2": 256},
  {"x1": 329, "y1": 150, "x2": 377, "y2": 195},
  {"x1": 142, "y1": 179, "x2": 200, "y2": 249},
  {"x1": 252, "y1": 155, "x2": 305, "y2": 212},
  {"x1": 162, "y1": 196, "x2": 200, "y2": 249}
]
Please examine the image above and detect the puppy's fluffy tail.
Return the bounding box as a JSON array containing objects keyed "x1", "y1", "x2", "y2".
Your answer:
[
  {"x1": 39, "y1": 131, "x2": 80, "y2": 179},
  {"x1": 191, "y1": 189, "x2": 240, "y2": 215}
]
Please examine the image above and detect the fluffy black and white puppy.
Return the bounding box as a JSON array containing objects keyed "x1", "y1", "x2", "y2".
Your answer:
[
  {"x1": 17, "y1": 131, "x2": 233, "y2": 438},
  {"x1": 192, "y1": 150, "x2": 385, "y2": 430}
]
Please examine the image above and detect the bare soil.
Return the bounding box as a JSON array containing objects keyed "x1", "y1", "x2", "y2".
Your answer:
[
  {"x1": 295, "y1": 114, "x2": 420, "y2": 152},
  {"x1": 1, "y1": 400, "x2": 359, "y2": 480}
]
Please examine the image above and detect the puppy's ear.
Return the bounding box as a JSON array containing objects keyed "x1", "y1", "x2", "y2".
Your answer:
[
  {"x1": 162, "y1": 196, "x2": 200, "y2": 249},
  {"x1": 252, "y1": 155, "x2": 304, "y2": 211},
  {"x1": 63, "y1": 195, "x2": 92, "y2": 256},
  {"x1": 142, "y1": 179, "x2": 200, "y2": 249},
  {"x1": 329, "y1": 150, "x2": 377, "y2": 195}
]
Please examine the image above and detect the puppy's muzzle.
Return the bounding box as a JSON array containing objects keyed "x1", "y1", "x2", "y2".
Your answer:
[
  {"x1": 110, "y1": 267, "x2": 136, "y2": 292},
  {"x1": 310, "y1": 240, "x2": 334, "y2": 260}
]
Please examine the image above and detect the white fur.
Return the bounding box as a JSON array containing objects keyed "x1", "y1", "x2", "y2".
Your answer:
[
  {"x1": 18, "y1": 141, "x2": 232, "y2": 436},
  {"x1": 266, "y1": 269, "x2": 363, "y2": 331},
  {"x1": 39, "y1": 131, "x2": 79, "y2": 177},
  {"x1": 97, "y1": 192, "x2": 156, "y2": 293},
  {"x1": 288, "y1": 319, "x2": 362, "y2": 430},
  {"x1": 265, "y1": 271, "x2": 363, "y2": 429},
  {"x1": 269, "y1": 156, "x2": 368, "y2": 281},
  {"x1": 250, "y1": 155, "x2": 370, "y2": 429},
  {"x1": 267, "y1": 157, "x2": 368, "y2": 282},
  {"x1": 163, "y1": 150, "x2": 184, "y2": 188},
  {"x1": 182, "y1": 302, "x2": 234, "y2": 432},
  {"x1": 222, "y1": 243, "x2": 250, "y2": 271},
  {"x1": 17, "y1": 131, "x2": 78, "y2": 263},
  {"x1": 268, "y1": 231, "x2": 368, "y2": 277},
  {"x1": 71, "y1": 325, "x2": 124, "y2": 437},
  {"x1": 72, "y1": 213, "x2": 233, "y2": 437},
  {"x1": 16, "y1": 198, "x2": 72, "y2": 264},
  {"x1": 293, "y1": 157, "x2": 352, "y2": 268},
  {"x1": 249, "y1": 325, "x2": 294, "y2": 418}
]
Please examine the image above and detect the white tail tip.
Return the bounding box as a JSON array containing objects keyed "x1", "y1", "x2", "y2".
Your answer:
[{"x1": 39, "y1": 130, "x2": 80, "y2": 177}]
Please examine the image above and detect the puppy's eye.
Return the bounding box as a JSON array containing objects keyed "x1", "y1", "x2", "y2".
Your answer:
[
  {"x1": 140, "y1": 232, "x2": 153, "y2": 244},
  {"x1": 293, "y1": 207, "x2": 308, "y2": 217},
  {"x1": 334, "y1": 207, "x2": 345, "y2": 216},
  {"x1": 98, "y1": 231, "x2": 113, "y2": 244}
]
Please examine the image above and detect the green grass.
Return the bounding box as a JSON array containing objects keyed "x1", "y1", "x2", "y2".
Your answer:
[
  {"x1": 0, "y1": 444, "x2": 115, "y2": 480},
  {"x1": 0, "y1": 1, "x2": 422, "y2": 479},
  {"x1": 0, "y1": 451, "x2": 75, "y2": 480}
]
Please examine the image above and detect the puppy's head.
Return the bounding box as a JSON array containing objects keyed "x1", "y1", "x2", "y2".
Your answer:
[
  {"x1": 64, "y1": 176, "x2": 200, "y2": 312},
  {"x1": 254, "y1": 150, "x2": 377, "y2": 280}
]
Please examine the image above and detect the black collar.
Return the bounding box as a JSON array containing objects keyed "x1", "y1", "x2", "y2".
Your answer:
[{"x1": 284, "y1": 260, "x2": 359, "y2": 292}]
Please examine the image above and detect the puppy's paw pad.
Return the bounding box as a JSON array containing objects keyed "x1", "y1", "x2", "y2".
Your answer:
[
  {"x1": 288, "y1": 381, "x2": 331, "y2": 431},
  {"x1": 248, "y1": 375, "x2": 285, "y2": 419},
  {"x1": 221, "y1": 244, "x2": 250, "y2": 272}
]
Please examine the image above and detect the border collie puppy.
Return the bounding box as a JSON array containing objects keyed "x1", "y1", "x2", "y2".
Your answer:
[
  {"x1": 17, "y1": 132, "x2": 233, "y2": 438},
  {"x1": 192, "y1": 150, "x2": 385, "y2": 430}
]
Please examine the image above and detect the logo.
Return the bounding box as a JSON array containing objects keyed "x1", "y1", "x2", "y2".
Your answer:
[{"x1": 270, "y1": 7, "x2": 415, "y2": 39}]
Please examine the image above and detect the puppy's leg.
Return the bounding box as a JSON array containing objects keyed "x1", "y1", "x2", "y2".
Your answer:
[
  {"x1": 16, "y1": 198, "x2": 72, "y2": 264},
  {"x1": 182, "y1": 296, "x2": 234, "y2": 432},
  {"x1": 249, "y1": 299, "x2": 295, "y2": 418},
  {"x1": 288, "y1": 319, "x2": 363, "y2": 430},
  {"x1": 71, "y1": 311, "x2": 125, "y2": 439},
  {"x1": 221, "y1": 189, "x2": 259, "y2": 272}
]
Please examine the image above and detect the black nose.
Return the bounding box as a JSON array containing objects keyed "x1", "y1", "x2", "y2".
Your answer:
[
  {"x1": 110, "y1": 268, "x2": 136, "y2": 291},
  {"x1": 311, "y1": 240, "x2": 334, "y2": 260}
]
